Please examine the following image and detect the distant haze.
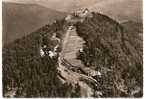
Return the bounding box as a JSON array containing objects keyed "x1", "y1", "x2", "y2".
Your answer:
[
  {"x1": 3, "y1": 0, "x2": 99, "y2": 12},
  {"x1": 89, "y1": 0, "x2": 143, "y2": 22},
  {"x1": 2, "y1": 0, "x2": 143, "y2": 43},
  {"x1": 2, "y1": 2, "x2": 66, "y2": 44},
  {"x1": 3, "y1": 0, "x2": 143, "y2": 20}
]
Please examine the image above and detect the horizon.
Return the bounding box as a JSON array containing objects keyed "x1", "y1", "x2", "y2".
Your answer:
[{"x1": 3, "y1": 0, "x2": 142, "y2": 13}]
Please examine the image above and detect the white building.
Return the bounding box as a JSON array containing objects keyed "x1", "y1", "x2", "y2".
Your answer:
[
  {"x1": 75, "y1": 8, "x2": 93, "y2": 18},
  {"x1": 40, "y1": 48, "x2": 45, "y2": 57},
  {"x1": 48, "y1": 51, "x2": 58, "y2": 59},
  {"x1": 65, "y1": 15, "x2": 74, "y2": 21}
]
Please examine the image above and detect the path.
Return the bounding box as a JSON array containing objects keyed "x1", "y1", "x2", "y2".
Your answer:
[
  {"x1": 61, "y1": 26, "x2": 85, "y2": 67},
  {"x1": 57, "y1": 25, "x2": 101, "y2": 97}
]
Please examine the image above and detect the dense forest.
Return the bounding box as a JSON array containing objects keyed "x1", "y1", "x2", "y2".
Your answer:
[
  {"x1": 76, "y1": 12, "x2": 143, "y2": 97},
  {"x1": 3, "y1": 19, "x2": 75, "y2": 97},
  {"x1": 3, "y1": 12, "x2": 143, "y2": 97}
]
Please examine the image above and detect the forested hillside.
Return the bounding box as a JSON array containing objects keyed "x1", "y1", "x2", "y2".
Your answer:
[
  {"x1": 76, "y1": 12, "x2": 143, "y2": 97},
  {"x1": 3, "y1": 11, "x2": 143, "y2": 97},
  {"x1": 3, "y1": 19, "x2": 73, "y2": 97}
]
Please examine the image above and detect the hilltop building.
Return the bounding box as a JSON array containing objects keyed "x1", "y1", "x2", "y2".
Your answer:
[{"x1": 74, "y1": 8, "x2": 93, "y2": 18}]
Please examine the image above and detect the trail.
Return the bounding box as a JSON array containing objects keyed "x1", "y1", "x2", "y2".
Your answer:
[
  {"x1": 57, "y1": 24, "x2": 101, "y2": 97},
  {"x1": 56, "y1": 10, "x2": 106, "y2": 97},
  {"x1": 61, "y1": 26, "x2": 85, "y2": 66}
]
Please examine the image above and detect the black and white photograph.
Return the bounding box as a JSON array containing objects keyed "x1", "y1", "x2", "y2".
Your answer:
[{"x1": 2, "y1": 0, "x2": 143, "y2": 98}]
